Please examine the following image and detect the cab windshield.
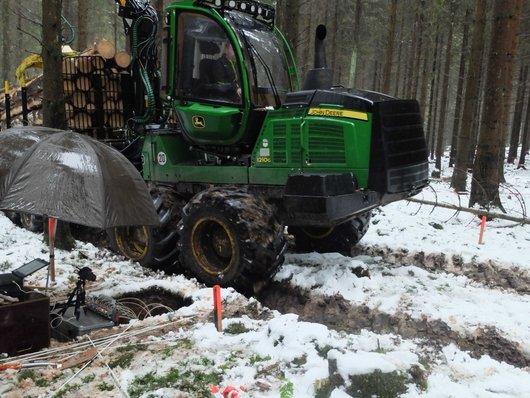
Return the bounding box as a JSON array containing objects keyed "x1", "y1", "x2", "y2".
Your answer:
[{"x1": 225, "y1": 10, "x2": 293, "y2": 108}]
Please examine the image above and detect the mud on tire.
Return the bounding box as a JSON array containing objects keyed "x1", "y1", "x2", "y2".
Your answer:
[
  {"x1": 178, "y1": 187, "x2": 286, "y2": 291},
  {"x1": 289, "y1": 211, "x2": 372, "y2": 255},
  {"x1": 108, "y1": 184, "x2": 184, "y2": 273}
]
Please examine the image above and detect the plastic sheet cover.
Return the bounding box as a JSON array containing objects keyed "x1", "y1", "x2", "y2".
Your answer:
[{"x1": 0, "y1": 128, "x2": 159, "y2": 228}]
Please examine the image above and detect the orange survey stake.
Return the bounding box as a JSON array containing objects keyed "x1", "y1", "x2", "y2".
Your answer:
[
  {"x1": 478, "y1": 215, "x2": 486, "y2": 244},
  {"x1": 213, "y1": 285, "x2": 222, "y2": 332}
]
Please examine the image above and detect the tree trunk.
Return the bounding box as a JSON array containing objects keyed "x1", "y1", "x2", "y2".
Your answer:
[
  {"x1": 1, "y1": 0, "x2": 10, "y2": 83},
  {"x1": 42, "y1": 0, "x2": 66, "y2": 129},
  {"x1": 277, "y1": 0, "x2": 302, "y2": 77},
  {"x1": 435, "y1": 4, "x2": 455, "y2": 173},
  {"x1": 426, "y1": 28, "x2": 442, "y2": 159},
  {"x1": 351, "y1": 0, "x2": 362, "y2": 87},
  {"x1": 449, "y1": 7, "x2": 471, "y2": 168},
  {"x1": 78, "y1": 0, "x2": 90, "y2": 50},
  {"x1": 469, "y1": 0, "x2": 523, "y2": 208},
  {"x1": 451, "y1": 0, "x2": 487, "y2": 192},
  {"x1": 43, "y1": 0, "x2": 73, "y2": 250},
  {"x1": 415, "y1": 0, "x2": 428, "y2": 103},
  {"x1": 382, "y1": 0, "x2": 397, "y2": 94},
  {"x1": 507, "y1": 65, "x2": 528, "y2": 163},
  {"x1": 518, "y1": 87, "x2": 530, "y2": 168}
]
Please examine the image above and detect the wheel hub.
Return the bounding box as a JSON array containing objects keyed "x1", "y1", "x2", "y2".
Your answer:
[{"x1": 192, "y1": 217, "x2": 236, "y2": 274}]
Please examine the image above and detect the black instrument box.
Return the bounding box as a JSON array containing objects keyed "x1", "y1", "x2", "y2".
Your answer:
[
  {"x1": 0, "y1": 292, "x2": 50, "y2": 356},
  {"x1": 51, "y1": 307, "x2": 115, "y2": 341}
]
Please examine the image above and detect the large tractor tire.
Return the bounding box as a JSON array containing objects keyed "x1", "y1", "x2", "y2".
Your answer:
[
  {"x1": 3, "y1": 211, "x2": 21, "y2": 226},
  {"x1": 3, "y1": 211, "x2": 43, "y2": 232},
  {"x1": 20, "y1": 213, "x2": 43, "y2": 232},
  {"x1": 178, "y1": 187, "x2": 286, "y2": 291},
  {"x1": 108, "y1": 184, "x2": 184, "y2": 273},
  {"x1": 289, "y1": 211, "x2": 372, "y2": 255}
]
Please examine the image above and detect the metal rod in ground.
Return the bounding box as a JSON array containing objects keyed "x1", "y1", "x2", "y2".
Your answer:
[
  {"x1": 4, "y1": 80, "x2": 11, "y2": 129},
  {"x1": 21, "y1": 85, "x2": 28, "y2": 126}
]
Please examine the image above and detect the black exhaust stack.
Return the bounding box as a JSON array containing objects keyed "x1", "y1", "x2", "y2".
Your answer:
[{"x1": 302, "y1": 25, "x2": 333, "y2": 90}]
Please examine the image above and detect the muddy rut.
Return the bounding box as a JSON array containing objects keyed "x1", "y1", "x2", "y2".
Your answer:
[
  {"x1": 352, "y1": 244, "x2": 530, "y2": 294},
  {"x1": 256, "y1": 280, "x2": 529, "y2": 369},
  {"x1": 253, "y1": 244, "x2": 530, "y2": 369}
]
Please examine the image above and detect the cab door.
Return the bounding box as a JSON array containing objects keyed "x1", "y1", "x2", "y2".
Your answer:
[{"x1": 169, "y1": 11, "x2": 245, "y2": 146}]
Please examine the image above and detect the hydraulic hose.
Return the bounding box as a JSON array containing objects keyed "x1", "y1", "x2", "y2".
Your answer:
[{"x1": 131, "y1": 15, "x2": 157, "y2": 124}]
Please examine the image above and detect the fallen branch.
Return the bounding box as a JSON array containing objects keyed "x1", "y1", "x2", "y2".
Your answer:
[{"x1": 407, "y1": 197, "x2": 529, "y2": 225}]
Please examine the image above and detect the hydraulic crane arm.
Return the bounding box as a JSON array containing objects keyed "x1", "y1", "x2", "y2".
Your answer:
[{"x1": 114, "y1": 0, "x2": 160, "y2": 127}]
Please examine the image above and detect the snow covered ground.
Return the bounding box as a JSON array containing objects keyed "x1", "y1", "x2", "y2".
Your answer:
[{"x1": 0, "y1": 157, "x2": 529, "y2": 398}]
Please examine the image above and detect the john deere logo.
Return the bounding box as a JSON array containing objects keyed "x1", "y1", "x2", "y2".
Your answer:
[{"x1": 192, "y1": 116, "x2": 205, "y2": 128}]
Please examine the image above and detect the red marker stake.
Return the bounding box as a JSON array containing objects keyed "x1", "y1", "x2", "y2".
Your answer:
[
  {"x1": 48, "y1": 217, "x2": 57, "y2": 281},
  {"x1": 478, "y1": 215, "x2": 486, "y2": 245},
  {"x1": 213, "y1": 285, "x2": 222, "y2": 332}
]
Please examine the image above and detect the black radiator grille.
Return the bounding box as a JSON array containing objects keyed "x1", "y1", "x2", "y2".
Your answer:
[
  {"x1": 307, "y1": 122, "x2": 346, "y2": 164},
  {"x1": 272, "y1": 123, "x2": 287, "y2": 163}
]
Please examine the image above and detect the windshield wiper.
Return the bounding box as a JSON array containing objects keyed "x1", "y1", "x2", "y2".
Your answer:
[{"x1": 247, "y1": 42, "x2": 281, "y2": 108}]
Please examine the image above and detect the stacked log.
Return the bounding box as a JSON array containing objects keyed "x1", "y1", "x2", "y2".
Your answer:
[
  {"x1": 63, "y1": 39, "x2": 132, "y2": 134},
  {"x1": 1, "y1": 39, "x2": 132, "y2": 136}
]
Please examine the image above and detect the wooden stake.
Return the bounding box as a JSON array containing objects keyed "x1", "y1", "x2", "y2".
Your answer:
[{"x1": 59, "y1": 348, "x2": 98, "y2": 370}]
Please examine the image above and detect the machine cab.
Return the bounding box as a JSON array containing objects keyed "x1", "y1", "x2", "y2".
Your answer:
[{"x1": 165, "y1": 0, "x2": 298, "y2": 152}]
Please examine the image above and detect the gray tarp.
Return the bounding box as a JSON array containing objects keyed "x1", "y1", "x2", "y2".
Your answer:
[{"x1": 0, "y1": 128, "x2": 159, "y2": 228}]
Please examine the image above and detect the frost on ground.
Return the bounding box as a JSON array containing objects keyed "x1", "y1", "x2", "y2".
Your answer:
[{"x1": 0, "y1": 159, "x2": 529, "y2": 398}]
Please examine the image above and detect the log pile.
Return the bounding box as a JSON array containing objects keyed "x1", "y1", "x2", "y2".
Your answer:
[
  {"x1": 64, "y1": 39, "x2": 132, "y2": 134},
  {"x1": 0, "y1": 75, "x2": 44, "y2": 127},
  {"x1": 1, "y1": 39, "x2": 132, "y2": 137}
]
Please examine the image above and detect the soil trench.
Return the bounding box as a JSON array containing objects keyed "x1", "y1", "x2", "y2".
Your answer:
[
  {"x1": 256, "y1": 281, "x2": 529, "y2": 369},
  {"x1": 352, "y1": 245, "x2": 530, "y2": 294}
]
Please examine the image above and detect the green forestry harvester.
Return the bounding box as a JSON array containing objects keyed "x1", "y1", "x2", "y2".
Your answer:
[{"x1": 83, "y1": 0, "x2": 429, "y2": 290}]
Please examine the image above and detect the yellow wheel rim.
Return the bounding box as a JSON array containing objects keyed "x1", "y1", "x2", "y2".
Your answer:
[
  {"x1": 191, "y1": 216, "x2": 237, "y2": 275},
  {"x1": 115, "y1": 226, "x2": 150, "y2": 260}
]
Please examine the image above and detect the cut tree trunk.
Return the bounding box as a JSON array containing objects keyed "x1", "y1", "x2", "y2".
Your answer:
[
  {"x1": 95, "y1": 39, "x2": 116, "y2": 60},
  {"x1": 115, "y1": 51, "x2": 131, "y2": 69}
]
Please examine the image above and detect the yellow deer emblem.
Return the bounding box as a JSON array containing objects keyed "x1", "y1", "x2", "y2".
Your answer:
[{"x1": 192, "y1": 116, "x2": 205, "y2": 128}]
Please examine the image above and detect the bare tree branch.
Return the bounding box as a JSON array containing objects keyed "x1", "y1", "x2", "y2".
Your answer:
[
  {"x1": 408, "y1": 198, "x2": 530, "y2": 225},
  {"x1": 17, "y1": 26, "x2": 42, "y2": 47},
  {"x1": 10, "y1": 5, "x2": 42, "y2": 28}
]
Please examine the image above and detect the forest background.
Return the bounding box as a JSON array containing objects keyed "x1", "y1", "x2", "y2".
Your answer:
[{"x1": 0, "y1": 0, "x2": 528, "y2": 210}]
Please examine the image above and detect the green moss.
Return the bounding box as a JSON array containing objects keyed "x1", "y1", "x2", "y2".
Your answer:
[
  {"x1": 224, "y1": 322, "x2": 250, "y2": 334},
  {"x1": 346, "y1": 370, "x2": 409, "y2": 398},
  {"x1": 109, "y1": 351, "x2": 135, "y2": 369},
  {"x1": 53, "y1": 383, "x2": 81, "y2": 398},
  {"x1": 316, "y1": 344, "x2": 334, "y2": 358},
  {"x1": 127, "y1": 359, "x2": 222, "y2": 398},
  {"x1": 249, "y1": 353, "x2": 272, "y2": 365},
  {"x1": 279, "y1": 381, "x2": 294, "y2": 398},
  {"x1": 18, "y1": 369, "x2": 49, "y2": 388},
  {"x1": 81, "y1": 374, "x2": 96, "y2": 384},
  {"x1": 313, "y1": 378, "x2": 334, "y2": 398},
  {"x1": 98, "y1": 381, "x2": 115, "y2": 391}
]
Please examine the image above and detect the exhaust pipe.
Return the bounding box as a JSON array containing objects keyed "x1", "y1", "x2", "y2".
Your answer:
[{"x1": 302, "y1": 24, "x2": 333, "y2": 90}]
